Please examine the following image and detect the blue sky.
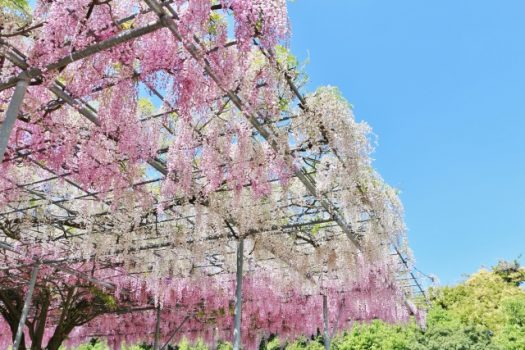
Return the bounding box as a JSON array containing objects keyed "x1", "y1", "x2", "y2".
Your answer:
[{"x1": 288, "y1": 0, "x2": 525, "y2": 284}]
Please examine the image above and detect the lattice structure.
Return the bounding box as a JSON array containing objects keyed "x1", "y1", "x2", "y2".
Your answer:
[{"x1": 0, "y1": 1, "x2": 428, "y2": 349}]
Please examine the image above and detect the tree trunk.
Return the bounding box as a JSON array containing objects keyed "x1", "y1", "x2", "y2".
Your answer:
[
  {"x1": 0, "y1": 289, "x2": 27, "y2": 350},
  {"x1": 45, "y1": 331, "x2": 66, "y2": 350},
  {"x1": 31, "y1": 289, "x2": 50, "y2": 350}
]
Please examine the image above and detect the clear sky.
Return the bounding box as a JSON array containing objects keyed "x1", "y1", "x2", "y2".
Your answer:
[{"x1": 288, "y1": 0, "x2": 525, "y2": 285}]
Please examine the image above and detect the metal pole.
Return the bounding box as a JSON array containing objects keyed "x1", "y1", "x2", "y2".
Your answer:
[
  {"x1": 323, "y1": 294, "x2": 330, "y2": 350},
  {"x1": 13, "y1": 263, "x2": 40, "y2": 350},
  {"x1": 153, "y1": 305, "x2": 161, "y2": 350},
  {"x1": 233, "y1": 237, "x2": 244, "y2": 350},
  {"x1": 0, "y1": 79, "x2": 28, "y2": 161}
]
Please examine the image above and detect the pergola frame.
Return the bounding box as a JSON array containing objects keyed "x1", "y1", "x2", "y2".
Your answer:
[{"x1": 0, "y1": 1, "x2": 428, "y2": 348}]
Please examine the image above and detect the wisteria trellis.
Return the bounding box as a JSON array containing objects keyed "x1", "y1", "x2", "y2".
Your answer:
[{"x1": 0, "y1": 1, "x2": 426, "y2": 349}]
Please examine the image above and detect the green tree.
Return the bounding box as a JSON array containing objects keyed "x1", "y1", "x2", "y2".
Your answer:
[
  {"x1": 411, "y1": 307, "x2": 495, "y2": 350},
  {"x1": 493, "y1": 297, "x2": 525, "y2": 349},
  {"x1": 493, "y1": 259, "x2": 525, "y2": 287},
  {"x1": 429, "y1": 268, "x2": 525, "y2": 333},
  {"x1": 331, "y1": 320, "x2": 415, "y2": 350}
]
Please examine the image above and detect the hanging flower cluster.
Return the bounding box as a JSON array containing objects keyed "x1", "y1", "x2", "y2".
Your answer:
[{"x1": 67, "y1": 259, "x2": 411, "y2": 349}]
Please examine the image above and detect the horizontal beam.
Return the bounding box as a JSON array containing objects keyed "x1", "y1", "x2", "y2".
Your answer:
[{"x1": 0, "y1": 21, "x2": 164, "y2": 92}]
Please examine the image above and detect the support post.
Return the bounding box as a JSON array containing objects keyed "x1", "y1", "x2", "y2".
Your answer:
[
  {"x1": 233, "y1": 237, "x2": 244, "y2": 350},
  {"x1": 323, "y1": 294, "x2": 330, "y2": 350},
  {"x1": 13, "y1": 263, "x2": 40, "y2": 350},
  {"x1": 0, "y1": 79, "x2": 28, "y2": 161},
  {"x1": 153, "y1": 305, "x2": 161, "y2": 350}
]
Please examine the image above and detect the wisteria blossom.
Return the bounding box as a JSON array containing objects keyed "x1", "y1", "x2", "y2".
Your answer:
[{"x1": 0, "y1": 1, "x2": 422, "y2": 349}]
